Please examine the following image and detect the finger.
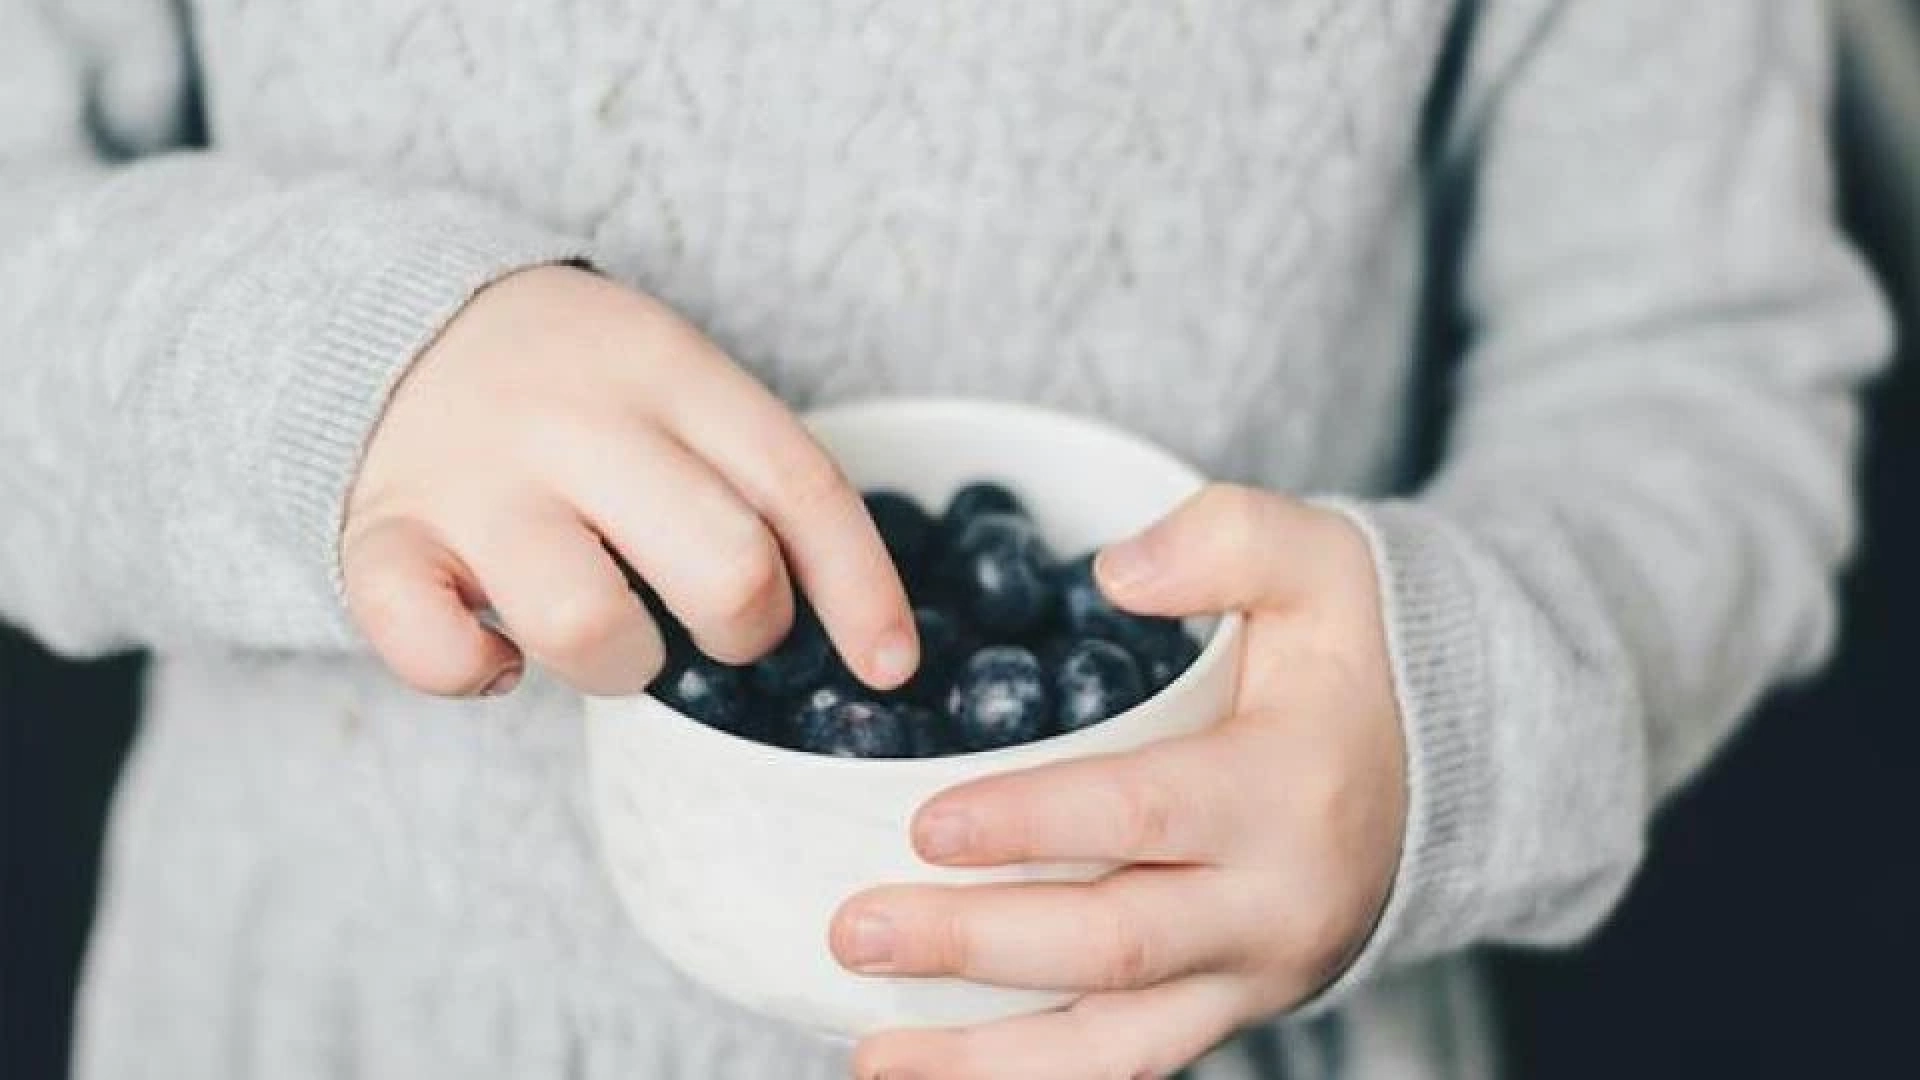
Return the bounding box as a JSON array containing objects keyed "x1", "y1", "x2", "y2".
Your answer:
[
  {"x1": 832, "y1": 865, "x2": 1249, "y2": 992},
  {"x1": 912, "y1": 730, "x2": 1244, "y2": 866},
  {"x1": 853, "y1": 976, "x2": 1247, "y2": 1080},
  {"x1": 1093, "y1": 482, "x2": 1359, "y2": 617},
  {"x1": 567, "y1": 424, "x2": 794, "y2": 665},
  {"x1": 458, "y1": 505, "x2": 666, "y2": 695},
  {"x1": 653, "y1": 352, "x2": 916, "y2": 690},
  {"x1": 343, "y1": 516, "x2": 524, "y2": 697}
]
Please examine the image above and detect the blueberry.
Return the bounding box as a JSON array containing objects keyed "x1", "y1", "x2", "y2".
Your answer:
[
  {"x1": 944, "y1": 480, "x2": 1026, "y2": 527},
  {"x1": 939, "y1": 514, "x2": 1058, "y2": 638},
  {"x1": 801, "y1": 681, "x2": 854, "y2": 714},
  {"x1": 1053, "y1": 639, "x2": 1147, "y2": 732},
  {"x1": 896, "y1": 702, "x2": 955, "y2": 758},
  {"x1": 1126, "y1": 620, "x2": 1204, "y2": 691},
  {"x1": 898, "y1": 606, "x2": 978, "y2": 704},
  {"x1": 945, "y1": 645, "x2": 1052, "y2": 751},
  {"x1": 1032, "y1": 632, "x2": 1074, "y2": 675},
  {"x1": 1077, "y1": 605, "x2": 1186, "y2": 657},
  {"x1": 653, "y1": 657, "x2": 758, "y2": 739},
  {"x1": 1055, "y1": 553, "x2": 1121, "y2": 630},
  {"x1": 751, "y1": 602, "x2": 837, "y2": 701},
  {"x1": 864, "y1": 490, "x2": 939, "y2": 587},
  {"x1": 779, "y1": 681, "x2": 849, "y2": 745},
  {"x1": 793, "y1": 698, "x2": 913, "y2": 758}
]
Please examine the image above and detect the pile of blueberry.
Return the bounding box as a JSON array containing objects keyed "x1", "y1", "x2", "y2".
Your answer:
[{"x1": 642, "y1": 481, "x2": 1202, "y2": 759}]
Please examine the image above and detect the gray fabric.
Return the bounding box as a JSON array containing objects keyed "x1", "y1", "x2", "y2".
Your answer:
[{"x1": 0, "y1": 2, "x2": 1888, "y2": 1077}]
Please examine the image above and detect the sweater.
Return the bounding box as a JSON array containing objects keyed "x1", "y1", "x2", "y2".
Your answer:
[{"x1": 0, "y1": 1, "x2": 1889, "y2": 1077}]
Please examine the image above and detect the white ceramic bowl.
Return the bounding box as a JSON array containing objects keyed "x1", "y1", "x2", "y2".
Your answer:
[{"x1": 583, "y1": 399, "x2": 1243, "y2": 1039}]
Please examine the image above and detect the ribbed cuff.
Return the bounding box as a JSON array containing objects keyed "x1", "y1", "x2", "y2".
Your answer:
[
  {"x1": 265, "y1": 194, "x2": 589, "y2": 604},
  {"x1": 1291, "y1": 497, "x2": 1494, "y2": 1015}
]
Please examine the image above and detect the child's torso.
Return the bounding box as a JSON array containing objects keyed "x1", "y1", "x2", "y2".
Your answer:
[
  {"x1": 79, "y1": 5, "x2": 1491, "y2": 1078},
  {"x1": 186, "y1": 0, "x2": 1454, "y2": 490}
]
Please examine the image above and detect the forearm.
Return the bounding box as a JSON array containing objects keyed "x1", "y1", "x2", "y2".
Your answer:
[{"x1": 1311, "y1": 0, "x2": 1891, "y2": 1001}]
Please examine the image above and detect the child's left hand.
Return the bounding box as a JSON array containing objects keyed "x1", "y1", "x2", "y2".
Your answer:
[{"x1": 833, "y1": 485, "x2": 1409, "y2": 1080}]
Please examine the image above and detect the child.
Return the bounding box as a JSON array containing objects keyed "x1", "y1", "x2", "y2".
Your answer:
[{"x1": 0, "y1": 2, "x2": 1888, "y2": 1078}]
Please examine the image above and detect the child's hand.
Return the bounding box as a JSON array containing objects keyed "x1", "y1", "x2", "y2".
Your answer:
[
  {"x1": 834, "y1": 486, "x2": 1407, "y2": 1080},
  {"x1": 341, "y1": 265, "x2": 917, "y2": 698}
]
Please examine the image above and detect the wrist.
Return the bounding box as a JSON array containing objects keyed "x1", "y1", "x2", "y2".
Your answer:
[
  {"x1": 264, "y1": 190, "x2": 591, "y2": 617},
  {"x1": 1286, "y1": 497, "x2": 1493, "y2": 1012}
]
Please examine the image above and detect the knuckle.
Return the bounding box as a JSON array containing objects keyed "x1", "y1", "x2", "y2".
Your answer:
[
  {"x1": 1196, "y1": 483, "x2": 1267, "y2": 554},
  {"x1": 525, "y1": 589, "x2": 633, "y2": 658},
  {"x1": 1094, "y1": 907, "x2": 1155, "y2": 990},
  {"x1": 770, "y1": 447, "x2": 853, "y2": 519},
  {"x1": 1112, "y1": 775, "x2": 1180, "y2": 857},
  {"x1": 926, "y1": 905, "x2": 975, "y2": 975},
  {"x1": 704, "y1": 537, "x2": 786, "y2": 623}
]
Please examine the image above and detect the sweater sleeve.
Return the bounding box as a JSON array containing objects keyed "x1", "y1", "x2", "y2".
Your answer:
[
  {"x1": 1310, "y1": 0, "x2": 1893, "y2": 1003},
  {"x1": 0, "y1": 1, "x2": 589, "y2": 657}
]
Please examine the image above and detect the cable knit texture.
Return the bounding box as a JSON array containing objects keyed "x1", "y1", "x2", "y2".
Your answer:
[{"x1": 0, "y1": 2, "x2": 1888, "y2": 1078}]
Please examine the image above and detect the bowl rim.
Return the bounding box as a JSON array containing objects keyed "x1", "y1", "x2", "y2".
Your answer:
[
  {"x1": 802, "y1": 395, "x2": 1202, "y2": 473},
  {"x1": 588, "y1": 395, "x2": 1244, "y2": 773}
]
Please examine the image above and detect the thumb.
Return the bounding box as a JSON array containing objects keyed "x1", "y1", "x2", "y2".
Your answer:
[{"x1": 1092, "y1": 483, "x2": 1352, "y2": 617}]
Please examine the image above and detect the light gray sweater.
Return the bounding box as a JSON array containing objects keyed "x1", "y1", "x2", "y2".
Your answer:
[{"x1": 0, "y1": 2, "x2": 1889, "y2": 1077}]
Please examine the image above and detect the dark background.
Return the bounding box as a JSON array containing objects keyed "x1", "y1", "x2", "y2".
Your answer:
[{"x1": 5, "y1": 15, "x2": 1918, "y2": 1080}]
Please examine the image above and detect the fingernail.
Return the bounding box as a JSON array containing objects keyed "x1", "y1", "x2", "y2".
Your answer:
[
  {"x1": 917, "y1": 808, "x2": 970, "y2": 861},
  {"x1": 871, "y1": 627, "x2": 919, "y2": 688},
  {"x1": 1097, "y1": 533, "x2": 1159, "y2": 592},
  {"x1": 844, "y1": 911, "x2": 896, "y2": 971},
  {"x1": 482, "y1": 665, "x2": 522, "y2": 697}
]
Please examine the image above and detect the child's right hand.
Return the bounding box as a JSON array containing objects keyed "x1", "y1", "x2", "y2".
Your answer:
[{"x1": 338, "y1": 265, "x2": 918, "y2": 699}]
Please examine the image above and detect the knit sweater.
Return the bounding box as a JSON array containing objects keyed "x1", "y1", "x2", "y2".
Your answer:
[{"x1": 0, "y1": 2, "x2": 1889, "y2": 1077}]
